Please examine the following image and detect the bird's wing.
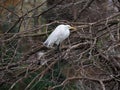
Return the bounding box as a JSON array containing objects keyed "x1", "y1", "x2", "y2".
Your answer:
[
  {"x1": 44, "y1": 27, "x2": 61, "y2": 47},
  {"x1": 50, "y1": 27, "x2": 61, "y2": 37}
]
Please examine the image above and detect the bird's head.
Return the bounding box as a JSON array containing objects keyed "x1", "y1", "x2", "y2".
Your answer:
[{"x1": 65, "y1": 25, "x2": 76, "y2": 30}]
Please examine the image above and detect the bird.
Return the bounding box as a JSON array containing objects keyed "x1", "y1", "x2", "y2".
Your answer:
[{"x1": 43, "y1": 24, "x2": 76, "y2": 48}]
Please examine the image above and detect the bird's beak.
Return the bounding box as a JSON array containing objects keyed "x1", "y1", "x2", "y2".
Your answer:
[{"x1": 70, "y1": 26, "x2": 76, "y2": 30}]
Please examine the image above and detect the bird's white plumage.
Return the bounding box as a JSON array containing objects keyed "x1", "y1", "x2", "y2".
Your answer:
[{"x1": 44, "y1": 24, "x2": 71, "y2": 48}]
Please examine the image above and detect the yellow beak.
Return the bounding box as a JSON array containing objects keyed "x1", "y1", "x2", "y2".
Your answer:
[{"x1": 70, "y1": 26, "x2": 76, "y2": 30}]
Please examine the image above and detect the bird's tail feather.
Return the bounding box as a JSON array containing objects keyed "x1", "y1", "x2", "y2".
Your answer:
[{"x1": 43, "y1": 41, "x2": 48, "y2": 47}]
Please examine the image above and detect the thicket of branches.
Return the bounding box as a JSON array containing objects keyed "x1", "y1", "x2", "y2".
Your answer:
[{"x1": 0, "y1": 0, "x2": 120, "y2": 90}]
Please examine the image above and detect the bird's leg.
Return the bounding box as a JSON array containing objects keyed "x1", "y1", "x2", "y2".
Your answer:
[
  {"x1": 58, "y1": 44, "x2": 62, "y2": 52},
  {"x1": 57, "y1": 44, "x2": 62, "y2": 59},
  {"x1": 56, "y1": 43, "x2": 63, "y2": 60},
  {"x1": 57, "y1": 44, "x2": 62, "y2": 70},
  {"x1": 68, "y1": 37, "x2": 71, "y2": 48}
]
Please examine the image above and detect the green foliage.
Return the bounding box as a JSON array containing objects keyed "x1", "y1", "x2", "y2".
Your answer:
[
  {"x1": 0, "y1": 83, "x2": 11, "y2": 90},
  {"x1": 1, "y1": 22, "x2": 19, "y2": 33},
  {"x1": 96, "y1": 39, "x2": 103, "y2": 48},
  {"x1": 63, "y1": 83, "x2": 78, "y2": 90},
  {"x1": 8, "y1": 61, "x2": 67, "y2": 90},
  {"x1": 7, "y1": 5, "x2": 15, "y2": 11},
  {"x1": 30, "y1": 79, "x2": 54, "y2": 90},
  {"x1": 0, "y1": 39, "x2": 22, "y2": 63}
]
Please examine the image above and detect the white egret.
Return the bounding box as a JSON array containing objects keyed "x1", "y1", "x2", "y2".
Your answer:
[{"x1": 43, "y1": 24, "x2": 76, "y2": 48}]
